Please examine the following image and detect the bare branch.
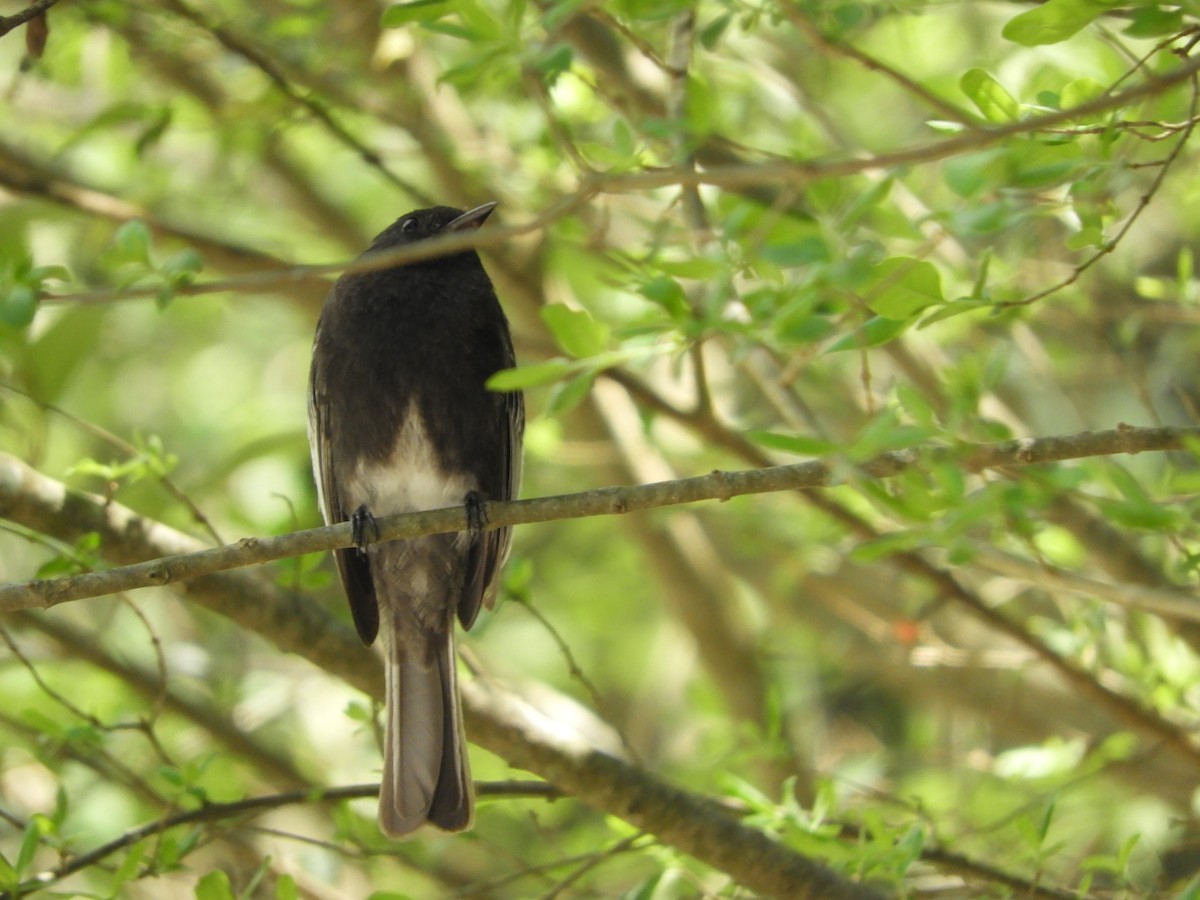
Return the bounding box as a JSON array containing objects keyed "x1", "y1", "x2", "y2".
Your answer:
[
  {"x1": 1, "y1": 425, "x2": 1195, "y2": 611},
  {"x1": 0, "y1": 0, "x2": 59, "y2": 38},
  {"x1": 11, "y1": 781, "x2": 559, "y2": 898}
]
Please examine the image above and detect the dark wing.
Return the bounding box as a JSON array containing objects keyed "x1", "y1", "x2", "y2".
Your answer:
[
  {"x1": 457, "y1": 362, "x2": 524, "y2": 630},
  {"x1": 308, "y1": 321, "x2": 380, "y2": 645}
]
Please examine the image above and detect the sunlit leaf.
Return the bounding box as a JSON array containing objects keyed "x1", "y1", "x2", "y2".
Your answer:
[
  {"x1": 381, "y1": 0, "x2": 449, "y2": 26},
  {"x1": 1002, "y1": 0, "x2": 1115, "y2": 46},
  {"x1": 487, "y1": 359, "x2": 575, "y2": 390},
  {"x1": 867, "y1": 257, "x2": 944, "y2": 319},
  {"x1": 541, "y1": 305, "x2": 609, "y2": 358},
  {"x1": 960, "y1": 69, "x2": 1020, "y2": 122}
]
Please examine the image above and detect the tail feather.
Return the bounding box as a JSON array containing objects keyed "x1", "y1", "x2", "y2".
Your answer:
[{"x1": 378, "y1": 621, "x2": 473, "y2": 838}]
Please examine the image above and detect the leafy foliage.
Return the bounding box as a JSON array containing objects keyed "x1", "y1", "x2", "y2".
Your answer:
[{"x1": 1, "y1": 0, "x2": 1200, "y2": 896}]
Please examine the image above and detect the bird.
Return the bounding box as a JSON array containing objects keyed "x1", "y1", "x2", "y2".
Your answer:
[{"x1": 307, "y1": 202, "x2": 524, "y2": 838}]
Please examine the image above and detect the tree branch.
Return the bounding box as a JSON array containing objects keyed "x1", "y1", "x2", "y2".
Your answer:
[
  {"x1": 0, "y1": 458, "x2": 882, "y2": 898},
  {"x1": 0, "y1": 0, "x2": 59, "y2": 38},
  {"x1": 8, "y1": 780, "x2": 559, "y2": 898},
  {"x1": 1, "y1": 424, "x2": 1194, "y2": 611}
]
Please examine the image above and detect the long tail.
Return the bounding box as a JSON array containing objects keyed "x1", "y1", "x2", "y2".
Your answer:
[{"x1": 379, "y1": 621, "x2": 473, "y2": 838}]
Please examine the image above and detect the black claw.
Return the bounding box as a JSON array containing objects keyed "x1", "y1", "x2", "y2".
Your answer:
[
  {"x1": 351, "y1": 505, "x2": 380, "y2": 557},
  {"x1": 464, "y1": 491, "x2": 487, "y2": 533}
]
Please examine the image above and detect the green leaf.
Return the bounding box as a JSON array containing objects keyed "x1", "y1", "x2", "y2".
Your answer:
[
  {"x1": 112, "y1": 220, "x2": 152, "y2": 265},
  {"x1": 918, "y1": 298, "x2": 987, "y2": 327},
  {"x1": 1060, "y1": 77, "x2": 1105, "y2": 110},
  {"x1": 195, "y1": 869, "x2": 235, "y2": 900},
  {"x1": 543, "y1": 369, "x2": 595, "y2": 416},
  {"x1": 654, "y1": 257, "x2": 725, "y2": 280},
  {"x1": 746, "y1": 430, "x2": 837, "y2": 456},
  {"x1": 849, "y1": 531, "x2": 924, "y2": 562},
  {"x1": 699, "y1": 13, "x2": 732, "y2": 49},
  {"x1": 487, "y1": 358, "x2": 574, "y2": 390},
  {"x1": 960, "y1": 69, "x2": 1019, "y2": 123},
  {"x1": 1124, "y1": 7, "x2": 1184, "y2": 38},
  {"x1": 825, "y1": 316, "x2": 908, "y2": 352},
  {"x1": 0, "y1": 849, "x2": 17, "y2": 887},
  {"x1": 867, "y1": 257, "x2": 944, "y2": 319},
  {"x1": 612, "y1": 119, "x2": 634, "y2": 158},
  {"x1": 640, "y1": 276, "x2": 692, "y2": 320},
  {"x1": 161, "y1": 248, "x2": 203, "y2": 278},
  {"x1": 30, "y1": 264, "x2": 70, "y2": 283},
  {"x1": 684, "y1": 74, "x2": 716, "y2": 136},
  {"x1": 1002, "y1": 0, "x2": 1114, "y2": 47},
  {"x1": 16, "y1": 816, "x2": 46, "y2": 875},
  {"x1": 761, "y1": 236, "x2": 830, "y2": 268},
  {"x1": 1093, "y1": 498, "x2": 1184, "y2": 531},
  {"x1": 850, "y1": 410, "x2": 932, "y2": 459},
  {"x1": 381, "y1": 0, "x2": 449, "y2": 27},
  {"x1": 532, "y1": 44, "x2": 573, "y2": 86},
  {"x1": 275, "y1": 874, "x2": 299, "y2": 900},
  {"x1": 942, "y1": 150, "x2": 1005, "y2": 197},
  {"x1": 0, "y1": 284, "x2": 37, "y2": 327},
  {"x1": 111, "y1": 840, "x2": 149, "y2": 892},
  {"x1": 541, "y1": 305, "x2": 608, "y2": 358}
]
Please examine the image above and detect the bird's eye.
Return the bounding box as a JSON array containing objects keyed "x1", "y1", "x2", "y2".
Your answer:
[{"x1": 400, "y1": 217, "x2": 419, "y2": 234}]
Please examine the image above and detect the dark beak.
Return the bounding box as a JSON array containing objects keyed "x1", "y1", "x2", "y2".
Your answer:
[{"x1": 443, "y1": 201, "x2": 497, "y2": 233}]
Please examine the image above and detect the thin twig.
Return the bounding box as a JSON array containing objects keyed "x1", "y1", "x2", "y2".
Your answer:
[
  {"x1": 156, "y1": 0, "x2": 432, "y2": 205},
  {"x1": 1, "y1": 424, "x2": 1196, "y2": 612},
  {"x1": 10, "y1": 781, "x2": 557, "y2": 898},
  {"x1": 0, "y1": 0, "x2": 59, "y2": 38}
]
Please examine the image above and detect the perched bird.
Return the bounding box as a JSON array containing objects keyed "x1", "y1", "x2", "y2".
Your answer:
[{"x1": 307, "y1": 203, "x2": 524, "y2": 838}]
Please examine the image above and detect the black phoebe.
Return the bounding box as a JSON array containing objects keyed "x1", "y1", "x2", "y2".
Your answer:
[{"x1": 307, "y1": 203, "x2": 524, "y2": 837}]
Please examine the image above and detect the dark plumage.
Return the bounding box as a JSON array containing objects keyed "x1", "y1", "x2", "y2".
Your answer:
[{"x1": 307, "y1": 203, "x2": 523, "y2": 837}]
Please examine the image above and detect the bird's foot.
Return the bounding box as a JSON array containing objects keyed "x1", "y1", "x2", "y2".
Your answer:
[
  {"x1": 351, "y1": 505, "x2": 380, "y2": 558},
  {"x1": 464, "y1": 491, "x2": 487, "y2": 534}
]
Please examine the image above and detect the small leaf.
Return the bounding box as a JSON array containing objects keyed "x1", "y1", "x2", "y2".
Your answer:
[
  {"x1": 0, "y1": 849, "x2": 17, "y2": 886},
  {"x1": 640, "y1": 276, "x2": 692, "y2": 320},
  {"x1": 111, "y1": 840, "x2": 149, "y2": 892},
  {"x1": 746, "y1": 431, "x2": 837, "y2": 456},
  {"x1": 918, "y1": 299, "x2": 987, "y2": 328},
  {"x1": 275, "y1": 874, "x2": 299, "y2": 900},
  {"x1": 194, "y1": 869, "x2": 235, "y2": 900},
  {"x1": 532, "y1": 44, "x2": 573, "y2": 86},
  {"x1": 541, "y1": 305, "x2": 608, "y2": 358},
  {"x1": 1093, "y1": 497, "x2": 1184, "y2": 531},
  {"x1": 850, "y1": 531, "x2": 924, "y2": 563},
  {"x1": 654, "y1": 257, "x2": 724, "y2": 279},
  {"x1": 30, "y1": 264, "x2": 70, "y2": 283},
  {"x1": 487, "y1": 359, "x2": 574, "y2": 390},
  {"x1": 850, "y1": 410, "x2": 932, "y2": 459},
  {"x1": 16, "y1": 817, "x2": 46, "y2": 876},
  {"x1": 1060, "y1": 77, "x2": 1105, "y2": 110},
  {"x1": 0, "y1": 284, "x2": 38, "y2": 328},
  {"x1": 825, "y1": 316, "x2": 908, "y2": 352},
  {"x1": 1124, "y1": 7, "x2": 1185, "y2": 38},
  {"x1": 761, "y1": 236, "x2": 830, "y2": 268},
  {"x1": 612, "y1": 119, "x2": 634, "y2": 157},
  {"x1": 684, "y1": 74, "x2": 716, "y2": 136},
  {"x1": 700, "y1": 12, "x2": 732, "y2": 48},
  {"x1": 543, "y1": 369, "x2": 595, "y2": 416},
  {"x1": 960, "y1": 69, "x2": 1020, "y2": 122},
  {"x1": 942, "y1": 150, "x2": 1005, "y2": 197},
  {"x1": 161, "y1": 248, "x2": 203, "y2": 278},
  {"x1": 867, "y1": 257, "x2": 944, "y2": 319},
  {"x1": 113, "y1": 220, "x2": 152, "y2": 265},
  {"x1": 381, "y1": 0, "x2": 449, "y2": 26},
  {"x1": 1002, "y1": 0, "x2": 1114, "y2": 47}
]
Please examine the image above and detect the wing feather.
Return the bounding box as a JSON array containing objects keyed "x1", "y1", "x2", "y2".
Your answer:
[{"x1": 308, "y1": 319, "x2": 380, "y2": 645}]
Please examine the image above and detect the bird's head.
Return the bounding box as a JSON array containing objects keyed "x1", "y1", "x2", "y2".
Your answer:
[{"x1": 369, "y1": 203, "x2": 497, "y2": 258}]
